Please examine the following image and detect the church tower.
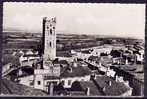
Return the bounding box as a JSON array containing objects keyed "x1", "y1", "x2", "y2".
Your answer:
[
  {"x1": 42, "y1": 17, "x2": 56, "y2": 61},
  {"x1": 34, "y1": 17, "x2": 60, "y2": 91}
]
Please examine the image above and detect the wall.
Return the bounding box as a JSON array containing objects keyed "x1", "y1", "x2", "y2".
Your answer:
[
  {"x1": 120, "y1": 87, "x2": 133, "y2": 96},
  {"x1": 19, "y1": 75, "x2": 34, "y2": 87}
]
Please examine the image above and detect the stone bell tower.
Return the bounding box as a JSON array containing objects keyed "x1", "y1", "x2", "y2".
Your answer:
[
  {"x1": 42, "y1": 17, "x2": 56, "y2": 61},
  {"x1": 34, "y1": 17, "x2": 60, "y2": 91}
]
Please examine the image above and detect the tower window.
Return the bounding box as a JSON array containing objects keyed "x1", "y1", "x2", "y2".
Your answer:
[
  {"x1": 50, "y1": 42, "x2": 52, "y2": 47},
  {"x1": 68, "y1": 80, "x2": 71, "y2": 85},
  {"x1": 50, "y1": 29, "x2": 52, "y2": 35},
  {"x1": 53, "y1": 27, "x2": 55, "y2": 29}
]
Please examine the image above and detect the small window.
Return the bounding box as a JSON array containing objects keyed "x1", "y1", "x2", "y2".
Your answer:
[
  {"x1": 38, "y1": 81, "x2": 41, "y2": 85},
  {"x1": 53, "y1": 27, "x2": 55, "y2": 29},
  {"x1": 68, "y1": 80, "x2": 71, "y2": 85}
]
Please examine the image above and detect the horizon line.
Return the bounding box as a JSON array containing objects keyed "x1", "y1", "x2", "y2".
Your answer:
[{"x1": 3, "y1": 30, "x2": 144, "y2": 40}]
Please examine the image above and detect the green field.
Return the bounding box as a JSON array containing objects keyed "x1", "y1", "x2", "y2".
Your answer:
[{"x1": 2, "y1": 31, "x2": 144, "y2": 54}]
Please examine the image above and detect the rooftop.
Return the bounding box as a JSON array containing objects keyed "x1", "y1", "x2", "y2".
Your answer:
[
  {"x1": 56, "y1": 51, "x2": 72, "y2": 57},
  {"x1": 95, "y1": 75, "x2": 130, "y2": 96},
  {"x1": 79, "y1": 81, "x2": 102, "y2": 96},
  {"x1": 1, "y1": 78, "x2": 47, "y2": 96},
  {"x1": 88, "y1": 56, "x2": 100, "y2": 61},
  {"x1": 100, "y1": 56, "x2": 113, "y2": 66},
  {"x1": 60, "y1": 64, "x2": 91, "y2": 78},
  {"x1": 53, "y1": 59, "x2": 68, "y2": 65},
  {"x1": 81, "y1": 50, "x2": 91, "y2": 54},
  {"x1": 23, "y1": 54, "x2": 40, "y2": 57}
]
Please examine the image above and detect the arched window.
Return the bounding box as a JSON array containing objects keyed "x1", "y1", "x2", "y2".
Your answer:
[{"x1": 50, "y1": 42, "x2": 52, "y2": 47}]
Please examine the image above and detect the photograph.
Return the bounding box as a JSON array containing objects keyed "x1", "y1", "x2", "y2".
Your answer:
[{"x1": 1, "y1": 2, "x2": 145, "y2": 97}]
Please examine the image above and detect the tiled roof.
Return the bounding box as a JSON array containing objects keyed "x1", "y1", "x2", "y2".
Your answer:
[
  {"x1": 53, "y1": 60, "x2": 68, "y2": 65},
  {"x1": 60, "y1": 65, "x2": 91, "y2": 78},
  {"x1": 23, "y1": 54, "x2": 40, "y2": 57},
  {"x1": 134, "y1": 45, "x2": 144, "y2": 50},
  {"x1": 94, "y1": 75, "x2": 130, "y2": 96},
  {"x1": 1, "y1": 78, "x2": 47, "y2": 96},
  {"x1": 81, "y1": 50, "x2": 91, "y2": 54},
  {"x1": 88, "y1": 56, "x2": 100, "y2": 61},
  {"x1": 56, "y1": 51, "x2": 72, "y2": 57},
  {"x1": 59, "y1": 60, "x2": 68, "y2": 64},
  {"x1": 79, "y1": 81, "x2": 103, "y2": 96}
]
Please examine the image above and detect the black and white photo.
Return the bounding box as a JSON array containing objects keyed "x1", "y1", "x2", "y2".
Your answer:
[{"x1": 1, "y1": 2, "x2": 145, "y2": 96}]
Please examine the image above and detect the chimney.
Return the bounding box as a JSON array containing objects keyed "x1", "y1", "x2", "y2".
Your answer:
[
  {"x1": 86, "y1": 87, "x2": 90, "y2": 96},
  {"x1": 99, "y1": 61, "x2": 102, "y2": 67},
  {"x1": 108, "y1": 81, "x2": 112, "y2": 86},
  {"x1": 102, "y1": 86, "x2": 106, "y2": 92},
  {"x1": 125, "y1": 58, "x2": 128, "y2": 65},
  {"x1": 73, "y1": 62, "x2": 77, "y2": 67},
  {"x1": 115, "y1": 75, "x2": 118, "y2": 82},
  {"x1": 49, "y1": 83, "x2": 54, "y2": 96}
]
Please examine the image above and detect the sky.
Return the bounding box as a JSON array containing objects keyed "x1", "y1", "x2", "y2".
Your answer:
[{"x1": 3, "y1": 2, "x2": 145, "y2": 39}]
